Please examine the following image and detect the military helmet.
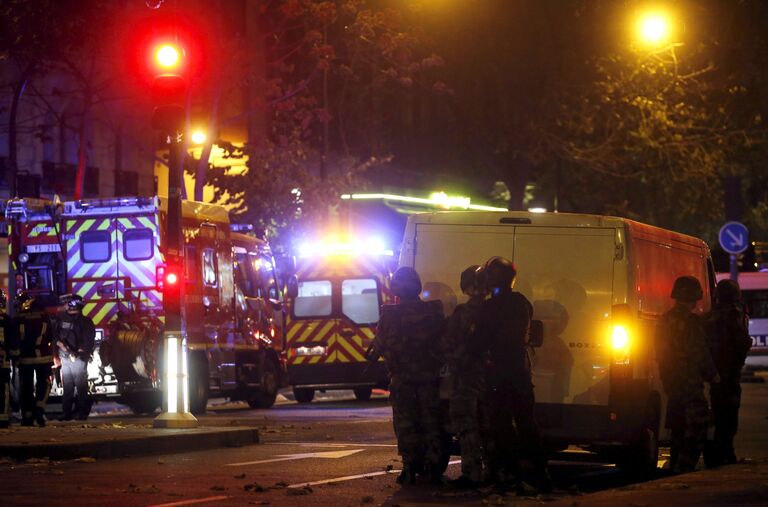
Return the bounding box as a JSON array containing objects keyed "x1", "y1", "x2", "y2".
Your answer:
[
  {"x1": 67, "y1": 294, "x2": 85, "y2": 311},
  {"x1": 670, "y1": 276, "x2": 703, "y2": 302},
  {"x1": 390, "y1": 267, "x2": 422, "y2": 298},
  {"x1": 459, "y1": 265, "x2": 485, "y2": 295},
  {"x1": 483, "y1": 256, "x2": 517, "y2": 289},
  {"x1": 715, "y1": 279, "x2": 741, "y2": 304}
]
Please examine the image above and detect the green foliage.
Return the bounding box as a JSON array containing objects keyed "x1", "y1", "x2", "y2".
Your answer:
[
  {"x1": 543, "y1": 42, "x2": 766, "y2": 241},
  {"x1": 191, "y1": 0, "x2": 442, "y2": 249}
]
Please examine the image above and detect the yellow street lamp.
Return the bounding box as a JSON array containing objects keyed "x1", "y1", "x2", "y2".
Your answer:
[
  {"x1": 635, "y1": 10, "x2": 673, "y2": 47},
  {"x1": 190, "y1": 130, "x2": 206, "y2": 145}
]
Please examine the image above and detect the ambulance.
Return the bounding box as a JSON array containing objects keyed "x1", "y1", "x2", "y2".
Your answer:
[
  {"x1": 400, "y1": 211, "x2": 716, "y2": 474},
  {"x1": 284, "y1": 237, "x2": 392, "y2": 402},
  {"x1": 59, "y1": 196, "x2": 286, "y2": 413}
]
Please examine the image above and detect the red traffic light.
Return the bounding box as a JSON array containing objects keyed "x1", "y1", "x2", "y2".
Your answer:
[
  {"x1": 155, "y1": 44, "x2": 181, "y2": 69},
  {"x1": 156, "y1": 264, "x2": 181, "y2": 291}
]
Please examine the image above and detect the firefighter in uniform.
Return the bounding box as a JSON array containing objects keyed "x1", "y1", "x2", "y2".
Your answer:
[
  {"x1": 705, "y1": 279, "x2": 752, "y2": 466},
  {"x1": 655, "y1": 276, "x2": 720, "y2": 473},
  {"x1": 16, "y1": 293, "x2": 54, "y2": 427},
  {"x1": 55, "y1": 295, "x2": 96, "y2": 421},
  {"x1": 471, "y1": 256, "x2": 550, "y2": 493},
  {"x1": 1, "y1": 289, "x2": 20, "y2": 428},
  {"x1": 444, "y1": 265, "x2": 489, "y2": 488},
  {"x1": 368, "y1": 267, "x2": 445, "y2": 484}
]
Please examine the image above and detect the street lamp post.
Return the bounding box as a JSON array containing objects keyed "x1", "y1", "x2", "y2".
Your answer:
[{"x1": 149, "y1": 41, "x2": 198, "y2": 429}]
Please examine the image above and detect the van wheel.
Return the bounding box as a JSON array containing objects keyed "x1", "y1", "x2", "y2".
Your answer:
[
  {"x1": 248, "y1": 359, "x2": 279, "y2": 409},
  {"x1": 353, "y1": 387, "x2": 372, "y2": 401},
  {"x1": 293, "y1": 387, "x2": 315, "y2": 403},
  {"x1": 188, "y1": 353, "x2": 209, "y2": 415},
  {"x1": 123, "y1": 392, "x2": 161, "y2": 415},
  {"x1": 619, "y1": 425, "x2": 659, "y2": 479}
]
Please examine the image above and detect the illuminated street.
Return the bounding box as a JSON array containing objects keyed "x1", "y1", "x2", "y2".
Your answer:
[
  {"x1": 0, "y1": 381, "x2": 764, "y2": 506},
  {"x1": 2, "y1": 1, "x2": 768, "y2": 506}
]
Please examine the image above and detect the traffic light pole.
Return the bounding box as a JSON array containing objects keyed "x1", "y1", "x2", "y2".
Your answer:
[{"x1": 154, "y1": 135, "x2": 198, "y2": 429}]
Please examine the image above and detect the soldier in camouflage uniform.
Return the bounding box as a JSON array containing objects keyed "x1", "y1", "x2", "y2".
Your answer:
[
  {"x1": 1, "y1": 290, "x2": 20, "y2": 428},
  {"x1": 368, "y1": 267, "x2": 445, "y2": 484},
  {"x1": 705, "y1": 279, "x2": 752, "y2": 466},
  {"x1": 471, "y1": 257, "x2": 550, "y2": 493},
  {"x1": 444, "y1": 265, "x2": 489, "y2": 488},
  {"x1": 655, "y1": 276, "x2": 720, "y2": 473}
]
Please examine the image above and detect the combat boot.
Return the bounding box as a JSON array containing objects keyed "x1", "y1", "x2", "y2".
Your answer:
[{"x1": 34, "y1": 408, "x2": 46, "y2": 427}]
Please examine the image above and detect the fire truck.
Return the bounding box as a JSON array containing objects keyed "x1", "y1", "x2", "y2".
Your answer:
[
  {"x1": 6, "y1": 196, "x2": 287, "y2": 414},
  {"x1": 284, "y1": 238, "x2": 392, "y2": 402},
  {"x1": 4, "y1": 198, "x2": 66, "y2": 311}
]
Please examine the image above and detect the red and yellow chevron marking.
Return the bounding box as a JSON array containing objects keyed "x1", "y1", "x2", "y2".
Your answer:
[
  {"x1": 286, "y1": 319, "x2": 375, "y2": 366},
  {"x1": 82, "y1": 301, "x2": 118, "y2": 329}
]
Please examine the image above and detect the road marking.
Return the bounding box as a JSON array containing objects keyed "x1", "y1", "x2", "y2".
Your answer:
[
  {"x1": 226, "y1": 449, "x2": 365, "y2": 467},
  {"x1": 264, "y1": 442, "x2": 397, "y2": 448},
  {"x1": 287, "y1": 460, "x2": 462, "y2": 488},
  {"x1": 548, "y1": 460, "x2": 616, "y2": 468},
  {"x1": 147, "y1": 495, "x2": 229, "y2": 507}
]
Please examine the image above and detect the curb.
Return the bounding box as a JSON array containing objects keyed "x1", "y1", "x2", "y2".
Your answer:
[{"x1": 0, "y1": 427, "x2": 259, "y2": 461}]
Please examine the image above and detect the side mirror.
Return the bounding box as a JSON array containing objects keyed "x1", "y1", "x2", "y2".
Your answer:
[
  {"x1": 286, "y1": 274, "x2": 299, "y2": 299},
  {"x1": 529, "y1": 319, "x2": 544, "y2": 348}
]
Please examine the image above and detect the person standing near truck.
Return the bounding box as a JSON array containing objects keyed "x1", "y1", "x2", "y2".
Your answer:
[
  {"x1": 0, "y1": 290, "x2": 19, "y2": 428},
  {"x1": 55, "y1": 295, "x2": 95, "y2": 421},
  {"x1": 368, "y1": 267, "x2": 445, "y2": 484},
  {"x1": 656, "y1": 276, "x2": 720, "y2": 473},
  {"x1": 705, "y1": 279, "x2": 752, "y2": 466},
  {"x1": 471, "y1": 256, "x2": 550, "y2": 493},
  {"x1": 444, "y1": 265, "x2": 489, "y2": 488},
  {"x1": 16, "y1": 293, "x2": 54, "y2": 427}
]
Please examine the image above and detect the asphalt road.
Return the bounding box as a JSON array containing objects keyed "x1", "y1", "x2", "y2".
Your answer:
[{"x1": 1, "y1": 383, "x2": 766, "y2": 506}]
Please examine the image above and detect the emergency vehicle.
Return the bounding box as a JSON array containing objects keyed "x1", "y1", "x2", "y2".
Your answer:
[
  {"x1": 716, "y1": 271, "x2": 768, "y2": 367},
  {"x1": 400, "y1": 211, "x2": 716, "y2": 475},
  {"x1": 3, "y1": 198, "x2": 66, "y2": 311},
  {"x1": 7, "y1": 196, "x2": 287, "y2": 413},
  {"x1": 284, "y1": 238, "x2": 392, "y2": 402}
]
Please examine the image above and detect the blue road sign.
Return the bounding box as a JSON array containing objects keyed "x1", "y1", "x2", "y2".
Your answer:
[{"x1": 719, "y1": 221, "x2": 749, "y2": 254}]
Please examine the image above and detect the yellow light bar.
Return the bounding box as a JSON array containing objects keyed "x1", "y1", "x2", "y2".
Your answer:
[{"x1": 340, "y1": 192, "x2": 508, "y2": 212}]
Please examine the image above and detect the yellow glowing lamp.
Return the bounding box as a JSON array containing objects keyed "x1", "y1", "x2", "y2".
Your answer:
[
  {"x1": 190, "y1": 130, "x2": 206, "y2": 145},
  {"x1": 155, "y1": 44, "x2": 181, "y2": 69},
  {"x1": 611, "y1": 324, "x2": 630, "y2": 350},
  {"x1": 636, "y1": 11, "x2": 672, "y2": 46}
]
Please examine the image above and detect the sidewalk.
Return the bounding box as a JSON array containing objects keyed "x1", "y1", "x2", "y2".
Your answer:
[
  {"x1": 547, "y1": 458, "x2": 768, "y2": 506},
  {"x1": 0, "y1": 419, "x2": 259, "y2": 461}
]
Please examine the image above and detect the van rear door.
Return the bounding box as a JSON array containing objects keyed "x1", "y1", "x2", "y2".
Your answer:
[
  {"x1": 512, "y1": 227, "x2": 616, "y2": 406},
  {"x1": 67, "y1": 217, "x2": 121, "y2": 328},
  {"x1": 412, "y1": 224, "x2": 516, "y2": 314}
]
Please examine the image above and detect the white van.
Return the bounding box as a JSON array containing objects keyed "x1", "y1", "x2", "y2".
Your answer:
[
  {"x1": 400, "y1": 211, "x2": 716, "y2": 473},
  {"x1": 716, "y1": 272, "x2": 768, "y2": 368}
]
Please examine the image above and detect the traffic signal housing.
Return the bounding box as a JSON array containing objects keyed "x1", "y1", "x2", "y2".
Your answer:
[
  {"x1": 150, "y1": 42, "x2": 188, "y2": 132},
  {"x1": 157, "y1": 263, "x2": 182, "y2": 316}
]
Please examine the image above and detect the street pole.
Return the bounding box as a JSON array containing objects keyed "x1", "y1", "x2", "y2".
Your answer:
[
  {"x1": 154, "y1": 134, "x2": 197, "y2": 429},
  {"x1": 729, "y1": 253, "x2": 739, "y2": 282}
]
